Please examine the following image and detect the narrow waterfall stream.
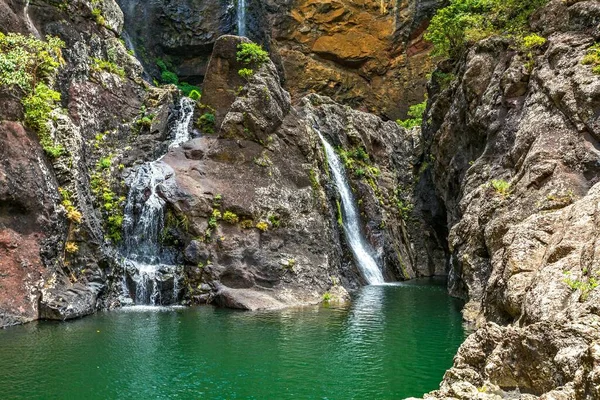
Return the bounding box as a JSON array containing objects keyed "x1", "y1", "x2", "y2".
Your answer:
[
  {"x1": 121, "y1": 97, "x2": 195, "y2": 305},
  {"x1": 237, "y1": 0, "x2": 247, "y2": 37},
  {"x1": 318, "y1": 133, "x2": 385, "y2": 285},
  {"x1": 24, "y1": 0, "x2": 41, "y2": 38}
]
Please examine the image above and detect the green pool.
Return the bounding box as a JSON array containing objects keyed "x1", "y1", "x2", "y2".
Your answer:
[{"x1": 0, "y1": 279, "x2": 465, "y2": 399}]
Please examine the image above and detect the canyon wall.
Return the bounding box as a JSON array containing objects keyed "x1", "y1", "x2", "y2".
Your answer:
[
  {"x1": 117, "y1": 0, "x2": 442, "y2": 120},
  {"x1": 416, "y1": 1, "x2": 600, "y2": 398}
]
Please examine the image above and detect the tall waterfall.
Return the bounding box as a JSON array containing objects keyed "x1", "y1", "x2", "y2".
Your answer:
[
  {"x1": 318, "y1": 132, "x2": 385, "y2": 285},
  {"x1": 24, "y1": 0, "x2": 41, "y2": 38},
  {"x1": 121, "y1": 97, "x2": 195, "y2": 305},
  {"x1": 237, "y1": 0, "x2": 247, "y2": 37}
]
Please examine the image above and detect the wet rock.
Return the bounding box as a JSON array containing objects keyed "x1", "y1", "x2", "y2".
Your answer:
[{"x1": 39, "y1": 282, "x2": 100, "y2": 321}]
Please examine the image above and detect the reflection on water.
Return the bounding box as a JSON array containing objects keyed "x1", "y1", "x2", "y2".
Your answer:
[{"x1": 0, "y1": 279, "x2": 464, "y2": 399}]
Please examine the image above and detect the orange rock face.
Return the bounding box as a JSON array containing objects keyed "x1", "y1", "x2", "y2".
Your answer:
[{"x1": 272, "y1": 0, "x2": 439, "y2": 119}]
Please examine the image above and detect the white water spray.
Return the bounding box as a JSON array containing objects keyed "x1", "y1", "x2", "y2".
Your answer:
[
  {"x1": 121, "y1": 97, "x2": 195, "y2": 305},
  {"x1": 318, "y1": 132, "x2": 385, "y2": 285},
  {"x1": 237, "y1": 0, "x2": 247, "y2": 37}
]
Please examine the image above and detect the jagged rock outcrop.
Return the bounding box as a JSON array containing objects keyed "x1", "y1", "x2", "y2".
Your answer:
[
  {"x1": 157, "y1": 35, "x2": 428, "y2": 310},
  {"x1": 118, "y1": 0, "x2": 443, "y2": 119},
  {"x1": 417, "y1": 0, "x2": 600, "y2": 397}
]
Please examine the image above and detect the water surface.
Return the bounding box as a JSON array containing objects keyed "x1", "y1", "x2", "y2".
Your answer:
[{"x1": 0, "y1": 279, "x2": 464, "y2": 399}]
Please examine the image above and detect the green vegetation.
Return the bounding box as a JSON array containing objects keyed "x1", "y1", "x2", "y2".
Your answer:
[
  {"x1": 91, "y1": 6, "x2": 106, "y2": 26},
  {"x1": 160, "y1": 70, "x2": 178, "y2": 85},
  {"x1": 0, "y1": 32, "x2": 66, "y2": 157},
  {"x1": 155, "y1": 58, "x2": 202, "y2": 96},
  {"x1": 90, "y1": 158, "x2": 126, "y2": 243},
  {"x1": 395, "y1": 197, "x2": 414, "y2": 221},
  {"x1": 188, "y1": 89, "x2": 201, "y2": 101},
  {"x1": 240, "y1": 219, "x2": 254, "y2": 229},
  {"x1": 522, "y1": 33, "x2": 547, "y2": 49},
  {"x1": 322, "y1": 292, "x2": 332, "y2": 302},
  {"x1": 92, "y1": 58, "x2": 125, "y2": 79},
  {"x1": 268, "y1": 214, "x2": 281, "y2": 228},
  {"x1": 425, "y1": 0, "x2": 549, "y2": 58},
  {"x1": 223, "y1": 211, "x2": 239, "y2": 224},
  {"x1": 197, "y1": 113, "x2": 216, "y2": 134},
  {"x1": 238, "y1": 68, "x2": 254, "y2": 80},
  {"x1": 237, "y1": 42, "x2": 270, "y2": 66},
  {"x1": 491, "y1": 179, "x2": 511, "y2": 197},
  {"x1": 255, "y1": 221, "x2": 269, "y2": 232},
  {"x1": 564, "y1": 271, "x2": 599, "y2": 302},
  {"x1": 582, "y1": 43, "x2": 600, "y2": 75},
  {"x1": 136, "y1": 114, "x2": 155, "y2": 129},
  {"x1": 396, "y1": 100, "x2": 426, "y2": 129},
  {"x1": 59, "y1": 188, "x2": 83, "y2": 224}
]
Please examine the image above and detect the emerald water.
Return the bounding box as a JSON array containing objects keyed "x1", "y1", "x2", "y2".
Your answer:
[{"x1": 0, "y1": 280, "x2": 464, "y2": 399}]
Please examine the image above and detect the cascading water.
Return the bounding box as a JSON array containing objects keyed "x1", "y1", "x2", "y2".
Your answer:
[
  {"x1": 24, "y1": 0, "x2": 41, "y2": 38},
  {"x1": 237, "y1": 0, "x2": 247, "y2": 37},
  {"x1": 121, "y1": 31, "x2": 137, "y2": 58},
  {"x1": 121, "y1": 97, "x2": 195, "y2": 305},
  {"x1": 318, "y1": 132, "x2": 385, "y2": 285},
  {"x1": 169, "y1": 97, "x2": 195, "y2": 148}
]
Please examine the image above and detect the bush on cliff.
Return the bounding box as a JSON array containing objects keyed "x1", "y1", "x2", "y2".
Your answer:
[
  {"x1": 425, "y1": 0, "x2": 548, "y2": 58},
  {"x1": 0, "y1": 32, "x2": 65, "y2": 157},
  {"x1": 236, "y1": 43, "x2": 269, "y2": 66},
  {"x1": 396, "y1": 100, "x2": 427, "y2": 129}
]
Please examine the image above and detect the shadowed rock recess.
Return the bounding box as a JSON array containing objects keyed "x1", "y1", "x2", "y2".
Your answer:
[{"x1": 2, "y1": 0, "x2": 600, "y2": 398}]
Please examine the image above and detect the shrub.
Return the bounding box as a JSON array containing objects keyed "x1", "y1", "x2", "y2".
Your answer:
[
  {"x1": 268, "y1": 214, "x2": 280, "y2": 228},
  {"x1": 582, "y1": 43, "x2": 600, "y2": 75},
  {"x1": 91, "y1": 8, "x2": 105, "y2": 26},
  {"x1": 0, "y1": 32, "x2": 64, "y2": 92},
  {"x1": 522, "y1": 33, "x2": 547, "y2": 49},
  {"x1": 23, "y1": 83, "x2": 65, "y2": 157},
  {"x1": 491, "y1": 179, "x2": 511, "y2": 196},
  {"x1": 177, "y1": 82, "x2": 201, "y2": 97},
  {"x1": 92, "y1": 58, "x2": 125, "y2": 79},
  {"x1": 197, "y1": 113, "x2": 216, "y2": 134},
  {"x1": 396, "y1": 100, "x2": 427, "y2": 129},
  {"x1": 255, "y1": 221, "x2": 269, "y2": 232},
  {"x1": 240, "y1": 219, "x2": 254, "y2": 229},
  {"x1": 59, "y1": 188, "x2": 83, "y2": 224},
  {"x1": 238, "y1": 68, "x2": 254, "y2": 80},
  {"x1": 161, "y1": 70, "x2": 178, "y2": 85},
  {"x1": 425, "y1": 0, "x2": 549, "y2": 58},
  {"x1": 98, "y1": 157, "x2": 112, "y2": 169},
  {"x1": 564, "y1": 271, "x2": 599, "y2": 302},
  {"x1": 223, "y1": 211, "x2": 239, "y2": 224},
  {"x1": 136, "y1": 114, "x2": 154, "y2": 129},
  {"x1": 322, "y1": 292, "x2": 332, "y2": 302},
  {"x1": 237, "y1": 42, "x2": 269, "y2": 66}
]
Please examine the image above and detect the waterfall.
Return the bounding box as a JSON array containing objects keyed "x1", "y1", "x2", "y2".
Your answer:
[
  {"x1": 121, "y1": 97, "x2": 195, "y2": 305},
  {"x1": 24, "y1": 0, "x2": 41, "y2": 38},
  {"x1": 318, "y1": 132, "x2": 385, "y2": 285},
  {"x1": 121, "y1": 31, "x2": 137, "y2": 58},
  {"x1": 169, "y1": 97, "x2": 195, "y2": 148},
  {"x1": 237, "y1": 0, "x2": 247, "y2": 37}
]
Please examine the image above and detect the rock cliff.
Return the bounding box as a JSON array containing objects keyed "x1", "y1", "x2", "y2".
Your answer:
[
  {"x1": 117, "y1": 0, "x2": 442, "y2": 120},
  {"x1": 414, "y1": 0, "x2": 600, "y2": 398},
  {"x1": 0, "y1": 0, "x2": 180, "y2": 326}
]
